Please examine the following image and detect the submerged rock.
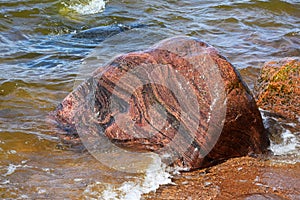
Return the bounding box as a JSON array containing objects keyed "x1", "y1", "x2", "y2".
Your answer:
[
  {"x1": 255, "y1": 57, "x2": 300, "y2": 121},
  {"x1": 51, "y1": 36, "x2": 269, "y2": 170},
  {"x1": 73, "y1": 23, "x2": 147, "y2": 41}
]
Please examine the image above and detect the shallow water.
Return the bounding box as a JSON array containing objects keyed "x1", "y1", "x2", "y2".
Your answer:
[{"x1": 0, "y1": 0, "x2": 299, "y2": 199}]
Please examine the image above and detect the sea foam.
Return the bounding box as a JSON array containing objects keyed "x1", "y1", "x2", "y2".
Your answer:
[
  {"x1": 84, "y1": 154, "x2": 172, "y2": 200},
  {"x1": 270, "y1": 129, "x2": 299, "y2": 156},
  {"x1": 65, "y1": 0, "x2": 106, "y2": 15},
  {"x1": 260, "y1": 109, "x2": 300, "y2": 160}
]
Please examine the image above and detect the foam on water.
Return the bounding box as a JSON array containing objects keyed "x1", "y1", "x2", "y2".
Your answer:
[
  {"x1": 63, "y1": 0, "x2": 106, "y2": 15},
  {"x1": 260, "y1": 109, "x2": 300, "y2": 161},
  {"x1": 84, "y1": 154, "x2": 172, "y2": 200},
  {"x1": 3, "y1": 164, "x2": 17, "y2": 177},
  {"x1": 270, "y1": 129, "x2": 298, "y2": 156}
]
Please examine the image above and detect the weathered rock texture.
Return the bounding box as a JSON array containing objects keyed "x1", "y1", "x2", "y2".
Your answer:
[
  {"x1": 52, "y1": 36, "x2": 269, "y2": 170},
  {"x1": 255, "y1": 57, "x2": 300, "y2": 121},
  {"x1": 144, "y1": 157, "x2": 300, "y2": 200}
]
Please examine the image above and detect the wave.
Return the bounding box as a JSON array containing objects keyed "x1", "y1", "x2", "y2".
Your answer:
[
  {"x1": 260, "y1": 109, "x2": 300, "y2": 163},
  {"x1": 62, "y1": 0, "x2": 106, "y2": 15},
  {"x1": 83, "y1": 154, "x2": 172, "y2": 200}
]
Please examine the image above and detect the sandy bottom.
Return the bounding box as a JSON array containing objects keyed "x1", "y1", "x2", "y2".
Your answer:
[{"x1": 143, "y1": 157, "x2": 300, "y2": 200}]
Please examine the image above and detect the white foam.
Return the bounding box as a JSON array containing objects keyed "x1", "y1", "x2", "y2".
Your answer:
[
  {"x1": 8, "y1": 150, "x2": 17, "y2": 154},
  {"x1": 270, "y1": 129, "x2": 299, "y2": 156},
  {"x1": 85, "y1": 154, "x2": 172, "y2": 200},
  {"x1": 171, "y1": 166, "x2": 190, "y2": 175},
  {"x1": 0, "y1": 180, "x2": 10, "y2": 185},
  {"x1": 37, "y1": 188, "x2": 47, "y2": 194},
  {"x1": 104, "y1": 155, "x2": 171, "y2": 200},
  {"x1": 101, "y1": 186, "x2": 118, "y2": 199},
  {"x1": 3, "y1": 164, "x2": 17, "y2": 176},
  {"x1": 67, "y1": 0, "x2": 106, "y2": 15},
  {"x1": 260, "y1": 109, "x2": 300, "y2": 157}
]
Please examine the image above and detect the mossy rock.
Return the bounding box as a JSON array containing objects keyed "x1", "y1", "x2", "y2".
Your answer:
[{"x1": 255, "y1": 57, "x2": 300, "y2": 120}]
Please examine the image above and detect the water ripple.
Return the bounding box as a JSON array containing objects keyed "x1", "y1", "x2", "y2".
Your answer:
[{"x1": 0, "y1": 0, "x2": 299, "y2": 199}]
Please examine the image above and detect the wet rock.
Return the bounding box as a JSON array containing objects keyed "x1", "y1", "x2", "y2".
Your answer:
[
  {"x1": 255, "y1": 57, "x2": 300, "y2": 121},
  {"x1": 73, "y1": 23, "x2": 147, "y2": 41},
  {"x1": 144, "y1": 157, "x2": 300, "y2": 200},
  {"x1": 238, "y1": 193, "x2": 288, "y2": 200},
  {"x1": 51, "y1": 36, "x2": 269, "y2": 170}
]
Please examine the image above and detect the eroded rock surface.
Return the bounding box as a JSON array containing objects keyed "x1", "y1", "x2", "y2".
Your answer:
[
  {"x1": 51, "y1": 36, "x2": 269, "y2": 170},
  {"x1": 143, "y1": 157, "x2": 300, "y2": 200}
]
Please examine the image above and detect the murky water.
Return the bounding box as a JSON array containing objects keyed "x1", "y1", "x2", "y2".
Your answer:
[{"x1": 0, "y1": 0, "x2": 299, "y2": 199}]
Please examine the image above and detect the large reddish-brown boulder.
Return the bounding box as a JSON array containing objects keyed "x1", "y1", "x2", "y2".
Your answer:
[
  {"x1": 255, "y1": 57, "x2": 300, "y2": 121},
  {"x1": 51, "y1": 36, "x2": 269, "y2": 170}
]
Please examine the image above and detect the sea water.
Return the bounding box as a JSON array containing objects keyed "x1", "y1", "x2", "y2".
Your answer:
[{"x1": 0, "y1": 0, "x2": 299, "y2": 199}]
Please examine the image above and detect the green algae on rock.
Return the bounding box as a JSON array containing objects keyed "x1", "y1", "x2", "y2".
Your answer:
[{"x1": 255, "y1": 57, "x2": 300, "y2": 121}]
